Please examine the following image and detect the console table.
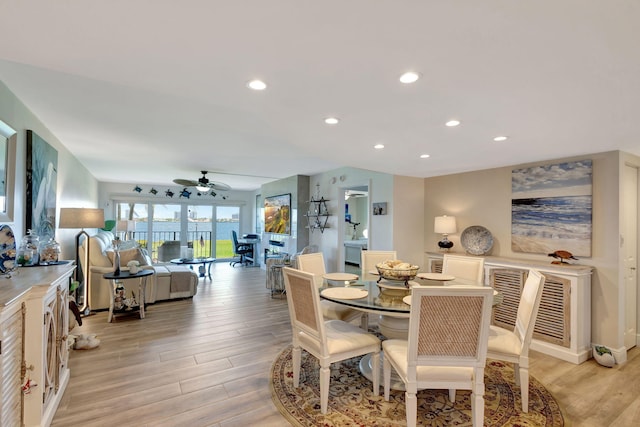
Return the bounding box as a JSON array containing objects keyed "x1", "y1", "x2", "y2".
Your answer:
[
  {"x1": 427, "y1": 252, "x2": 593, "y2": 364},
  {"x1": 0, "y1": 263, "x2": 75, "y2": 426}
]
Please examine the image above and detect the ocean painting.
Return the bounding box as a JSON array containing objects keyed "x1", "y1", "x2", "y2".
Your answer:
[{"x1": 511, "y1": 160, "x2": 592, "y2": 257}]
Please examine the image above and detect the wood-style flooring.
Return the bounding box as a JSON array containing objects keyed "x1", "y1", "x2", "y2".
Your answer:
[{"x1": 52, "y1": 262, "x2": 640, "y2": 426}]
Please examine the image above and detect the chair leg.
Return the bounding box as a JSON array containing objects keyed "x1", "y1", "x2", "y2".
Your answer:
[
  {"x1": 371, "y1": 352, "x2": 380, "y2": 396},
  {"x1": 471, "y1": 390, "x2": 485, "y2": 427},
  {"x1": 320, "y1": 364, "x2": 330, "y2": 414},
  {"x1": 292, "y1": 346, "x2": 301, "y2": 388},
  {"x1": 360, "y1": 312, "x2": 369, "y2": 330},
  {"x1": 519, "y1": 365, "x2": 530, "y2": 412},
  {"x1": 449, "y1": 388, "x2": 456, "y2": 402},
  {"x1": 383, "y1": 354, "x2": 391, "y2": 400},
  {"x1": 405, "y1": 388, "x2": 417, "y2": 427}
]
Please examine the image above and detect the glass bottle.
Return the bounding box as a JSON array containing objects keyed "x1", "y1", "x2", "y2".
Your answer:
[
  {"x1": 18, "y1": 229, "x2": 40, "y2": 266},
  {"x1": 39, "y1": 238, "x2": 60, "y2": 265}
]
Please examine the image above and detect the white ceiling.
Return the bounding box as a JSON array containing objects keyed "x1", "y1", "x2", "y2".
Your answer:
[{"x1": 1, "y1": 1, "x2": 639, "y2": 191}]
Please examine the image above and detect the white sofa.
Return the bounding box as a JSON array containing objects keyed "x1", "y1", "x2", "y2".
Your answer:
[{"x1": 81, "y1": 231, "x2": 199, "y2": 310}]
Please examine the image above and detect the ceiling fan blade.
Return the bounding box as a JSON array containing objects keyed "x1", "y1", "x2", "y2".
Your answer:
[
  {"x1": 209, "y1": 181, "x2": 231, "y2": 191},
  {"x1": 173, "y1": 178, "x2": 198, "y2": 186}
]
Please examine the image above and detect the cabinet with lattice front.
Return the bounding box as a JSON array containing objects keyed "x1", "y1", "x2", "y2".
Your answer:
[{"x1": 426, "y1": 252, "x2": 593, "y2": 364}]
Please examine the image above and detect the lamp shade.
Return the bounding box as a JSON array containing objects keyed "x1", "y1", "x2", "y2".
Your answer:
[
  {"x1": 59, "y1": 208, "x2": 105, "y2": 229},
  {"x1": 434, "y1": 215, "x2": 457, "y2": 234},
  {"x1": 116, "y1": 219, "x2": 136, "y2": 232}
]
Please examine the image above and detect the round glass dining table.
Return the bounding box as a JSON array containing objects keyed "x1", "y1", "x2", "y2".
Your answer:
[{"x1": 320, "y1": 277, "x2": 501, "y2": 390}]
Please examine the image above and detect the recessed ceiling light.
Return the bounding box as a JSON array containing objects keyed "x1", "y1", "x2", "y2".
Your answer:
[
  {"x1": 493, "y1": 136, "x2": 508, "y2": 141},
  {"x1": 420, "y1": 154, "x2": 430, "y2": 159},
  {"x1": 399, "y1": 71, "x2": 421, "y2": 84},
  {"x1": 374, "y1": 144, "x2": 385, "y2": 150},
  {"x1": 445, "y1": 120, "x2": 461, "y2": 127},
  {"x1": 324, "y1": 117, "x2": 339, "y2": 125},
  {"x1": 247, "y1": 79, "x2": 267, "y2": 90}
]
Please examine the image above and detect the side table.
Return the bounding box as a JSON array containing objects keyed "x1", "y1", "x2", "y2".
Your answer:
[
  {"x1": 103, "y1": 269, "x2": 154, "y2": 322},
  {"x1": 266, "y1": 258, "x2": 288, "y2": 298}
]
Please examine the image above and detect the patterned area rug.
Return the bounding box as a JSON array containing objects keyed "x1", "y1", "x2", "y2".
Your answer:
[{"x1": 270, "y1": 346, "x2": 564, "y2": 426}]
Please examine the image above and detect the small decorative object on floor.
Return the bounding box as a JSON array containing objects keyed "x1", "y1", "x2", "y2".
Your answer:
[
  {"x1": 548, "y1": 250, "x2": 578, "y2": 264},
  {"x1": 593, "y1": 345, "x2": 616, "y2": 367},
  {"x1": 72, "y1": 333, "x2": 100, "y2": 350}
]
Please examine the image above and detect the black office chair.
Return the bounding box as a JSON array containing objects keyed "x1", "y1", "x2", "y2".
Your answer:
[{"x1": 231, "y1": 230, "x2": 253, "y2": 267}]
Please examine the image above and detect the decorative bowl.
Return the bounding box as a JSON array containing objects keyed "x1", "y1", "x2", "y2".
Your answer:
[{"x1": 376, "y1": 263, "x2": 419, "y2": 284}]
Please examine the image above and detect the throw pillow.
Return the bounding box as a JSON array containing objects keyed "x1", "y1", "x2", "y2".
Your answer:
[{"x1": 106, "y1": 248, "x2": 147, "y2": 267}]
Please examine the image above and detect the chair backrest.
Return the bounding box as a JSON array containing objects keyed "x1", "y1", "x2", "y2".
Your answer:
[
  {"x1": 231, "y1": 230, "x2": 240, "y2": 249},
  {"x1": 296, "y1": 252, "x2": 326, "y2": 288},
  {"x1": 282, "y1": 267, "x2": 327, "y2": 354},
  {"x1": 408, "y1": 286, "x2": 494, "y2": 368},
  {"x1": 442, "y1": 254, "x2": 485, "y2": 284},
  {"x1": 514, "y1": 269, "x2": 546, "y2": 356},
  {"x1": 361, "y1": 250, "x2": 397, "y2": 281}
]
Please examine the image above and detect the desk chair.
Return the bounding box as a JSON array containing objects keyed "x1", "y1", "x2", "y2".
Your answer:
[
  {"x1": 231, "y1": 230, "x2": 253, "y2": 267},
  {"x1": 383, "y1": 285, "x2": 494, "y2": 427},
  {"x1": 282, "y1": 267, "x2": 380, "y2": 414}
]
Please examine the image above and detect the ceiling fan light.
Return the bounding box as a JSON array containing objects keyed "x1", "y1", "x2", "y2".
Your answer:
[{"x1": 196, "y1": 185, "x2": 210, "y2": 192}]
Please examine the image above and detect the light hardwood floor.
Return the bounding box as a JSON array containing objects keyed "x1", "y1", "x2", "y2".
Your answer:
[{"x1": 52, "y1": 263, "x2": 640, "y2": 426}]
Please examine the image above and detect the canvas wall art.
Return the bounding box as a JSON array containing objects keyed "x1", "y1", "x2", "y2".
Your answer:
[
  {"x1": 26, "y1": 130, "x2": 58, "y2": 241},
  {"x1": 511, "y1": 159, "x2": 592, "y2": 257},
  {"x1": 264, "y1": 193, "x2": 291, "y2": 235}
]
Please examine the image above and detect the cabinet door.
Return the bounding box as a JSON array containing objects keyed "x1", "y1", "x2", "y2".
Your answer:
[
  {"x1": 0, "y1": 305, "x2": 24, "y2": 426},
  {"x1": 43, "y1": 293, "x2": 57, "y2": 409},
  {"x1": 56, "y1": 286, "x2": 69, "y2": 391}
]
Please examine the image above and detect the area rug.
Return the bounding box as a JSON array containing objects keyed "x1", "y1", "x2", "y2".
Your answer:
[{"x1": 270, "y1": 346, "x2": 564, "y2": 426}]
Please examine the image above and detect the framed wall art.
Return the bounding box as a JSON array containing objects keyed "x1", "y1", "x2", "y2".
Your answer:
[
  {"x1": 26, "y1": 130, "x2": 58, "y2": 240},
  {"x1": 511, "y1": 159, "x2": 592, "y2": 257}
]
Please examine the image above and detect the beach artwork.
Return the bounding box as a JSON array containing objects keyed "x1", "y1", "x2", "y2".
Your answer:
[{"x1": 511, "y1": 160, "x2": 592, "y2": 257}]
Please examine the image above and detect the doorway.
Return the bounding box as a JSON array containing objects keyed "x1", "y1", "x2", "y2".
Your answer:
[{"x1": 340, "y1": 184, "x2": 369, "y2": 273}]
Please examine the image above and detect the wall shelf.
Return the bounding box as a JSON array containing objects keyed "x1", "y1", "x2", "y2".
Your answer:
[{"x1": 305, "y1": 197, "x2": 330, "y2": 233}]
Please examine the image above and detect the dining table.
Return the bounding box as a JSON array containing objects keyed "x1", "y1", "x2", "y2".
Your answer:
[{"x1": 320, "y1": 275, "x2": 502, "y2": 390}]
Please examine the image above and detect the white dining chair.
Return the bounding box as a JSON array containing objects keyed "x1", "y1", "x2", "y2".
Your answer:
[
  {"x1": 487, "y1": 269, "x2": 545, "y2": 412},
  {"x1": 296, "y1": 252, "x2": 364, "y2": 326},
  {"x1": 282, "y1": 267, "x2": 380, "y2": 414},
  {"x1": 442, "y1": 253, "x2": 485, "y2": 284},
  {"x1": 383, "y1": 285, "x2": 494, "y2": 427},
  {"x1": 360, "y1": 250, "x2": 397, "y2": 281}
]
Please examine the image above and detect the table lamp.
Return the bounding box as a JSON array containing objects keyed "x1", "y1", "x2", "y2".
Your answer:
[
  {"x1": 59, "y1": 207, "x2": 105, "y2": 314},
  {"x1": 434, "y1": 215, "x2": 456, "y2": 251}
]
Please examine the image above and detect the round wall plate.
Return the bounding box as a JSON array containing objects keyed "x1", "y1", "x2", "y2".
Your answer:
[{"x1": 460, "y1": 225, "x2": 494, "y2": 255}]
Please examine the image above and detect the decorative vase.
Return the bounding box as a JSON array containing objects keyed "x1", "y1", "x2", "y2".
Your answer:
[
  {"x1": 113, "y1": 249, "x2": 121, "y2": 276},
  {"x1": 130, "y1": 265, "x2": 139, "y2": 274}
]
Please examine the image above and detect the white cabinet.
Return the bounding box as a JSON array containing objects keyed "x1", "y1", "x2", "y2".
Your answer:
[
  {"x1": 345, "y1": 241, "x2": 368, "y2": 266},
  {"x1": 0, "y1": 300, "x2": 24, "y2": 426},
  {"x1": 0, "y1": 264, "x2": 74, "y2": 427},
  {"x1": 427, "y1": 253, "x2": 593, "y2": 364}
]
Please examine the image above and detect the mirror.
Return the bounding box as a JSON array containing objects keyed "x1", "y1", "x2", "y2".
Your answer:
[{"x1": 0, "y1": 119, "x2": 17, "y2": 222}]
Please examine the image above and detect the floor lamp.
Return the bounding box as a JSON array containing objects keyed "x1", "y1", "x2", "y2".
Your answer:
[{"x1": 59, "y1": 208, "x2": 105, "y2": 314}]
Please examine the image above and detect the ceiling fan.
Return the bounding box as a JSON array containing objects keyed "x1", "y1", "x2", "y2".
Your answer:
[{"x1": 173, "y1": 171, "x2": 232, "y2": 192}]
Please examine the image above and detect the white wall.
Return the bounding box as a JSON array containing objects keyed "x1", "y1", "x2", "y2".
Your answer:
[{"x1": 0, "y1": 81, "x2": 100, "y2": 260}]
